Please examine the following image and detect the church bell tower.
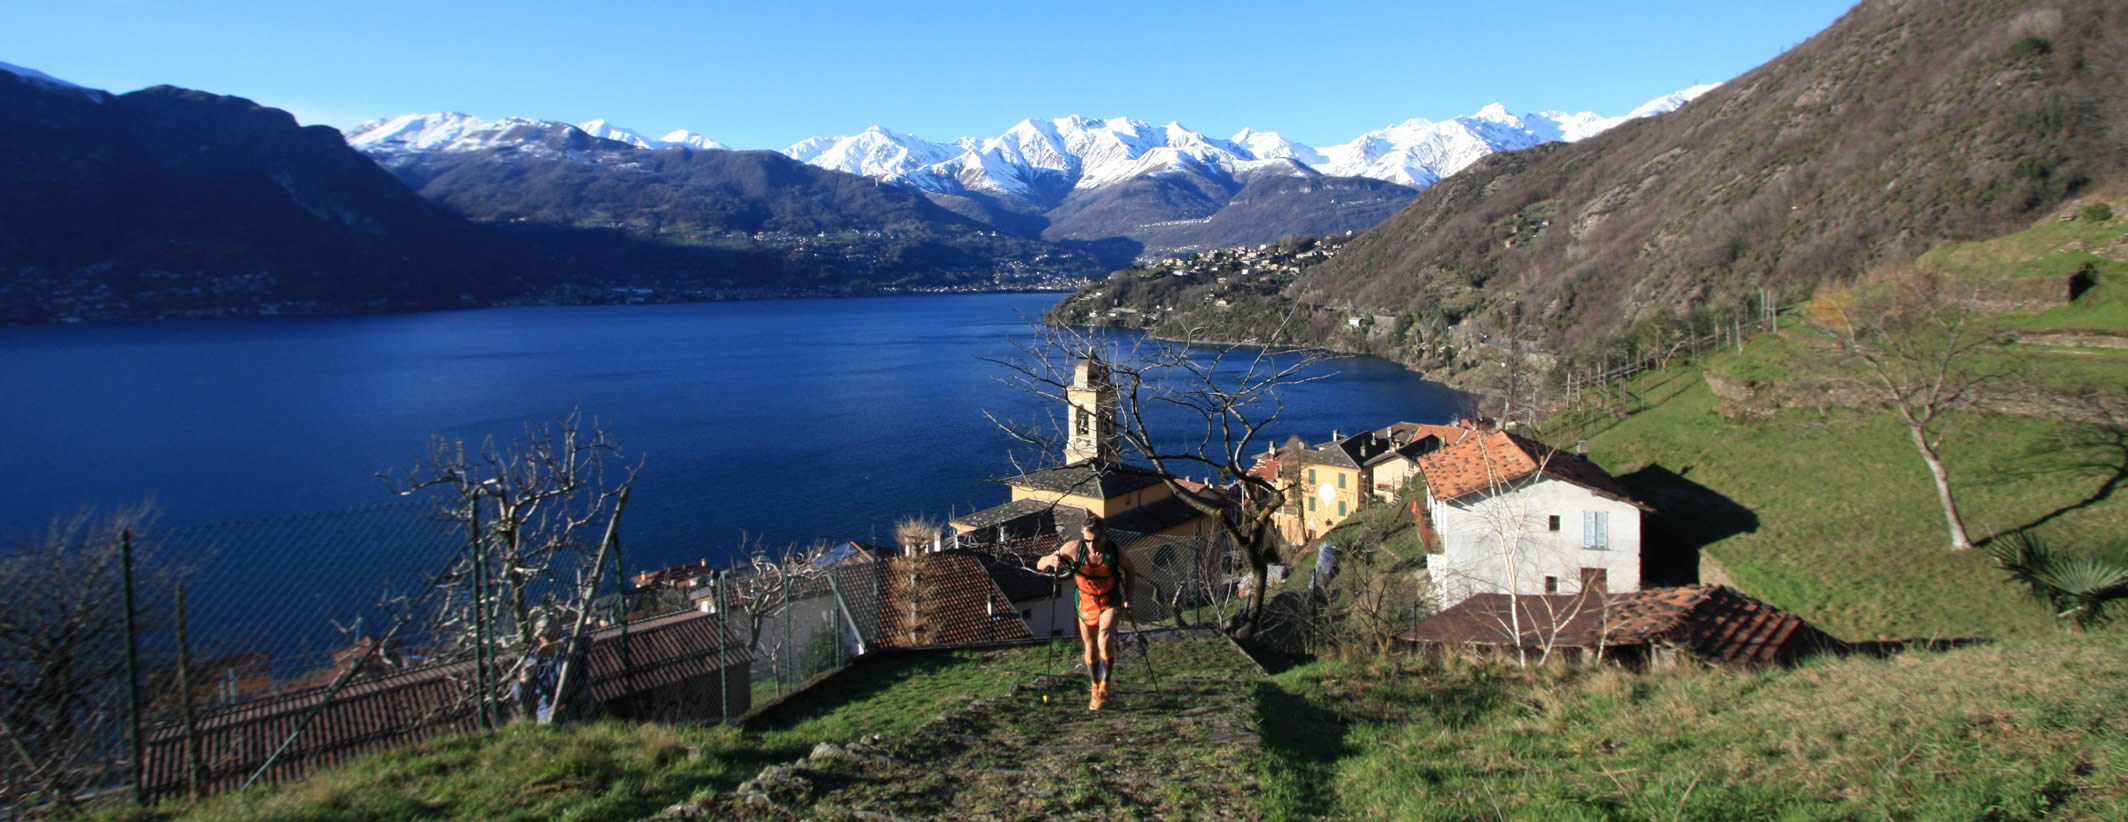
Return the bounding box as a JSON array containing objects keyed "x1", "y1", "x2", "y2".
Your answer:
[{"x1": 1065, "y1": 356, "x2": 1119, "y2": 464}]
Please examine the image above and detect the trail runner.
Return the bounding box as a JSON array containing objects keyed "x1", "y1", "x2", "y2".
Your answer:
[{"x1": 1036, "y1": 515, "x2": 1136, "y2": 710}]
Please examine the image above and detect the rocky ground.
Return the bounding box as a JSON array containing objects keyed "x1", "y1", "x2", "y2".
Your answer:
[{"x1": 661, "y1": 633, "x2": 1268, "y2": 821}]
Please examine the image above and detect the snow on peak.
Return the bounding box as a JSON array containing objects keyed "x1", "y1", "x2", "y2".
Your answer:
[
  {"x1": 579, "y1": 119, "x2": 726, "y2": 150},
  {"x1": 1470, "y1": 103, "x2": 1518, "y2": 125},
  {"x1": 1626, "y1": 82, "x2": 1721, "y2": 119},
  {"x1": 0, "y1": 60, "x2": 104, "y2": 102},
  {"x1": 657, "y1": 129, "x2": 725, "y2": 150},
  {"x1": 783, "y1": 126, "x2": 957, "y2": 183}
]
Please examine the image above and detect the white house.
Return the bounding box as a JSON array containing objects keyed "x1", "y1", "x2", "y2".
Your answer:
[{"x1": 1415, "y1": 430, "x2": 1652, "y2": 610}]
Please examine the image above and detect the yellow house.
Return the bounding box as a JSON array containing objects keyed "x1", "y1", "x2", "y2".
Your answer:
[{"x1": 1258, "y1": 425, "x2": 1452, "y2": 543}]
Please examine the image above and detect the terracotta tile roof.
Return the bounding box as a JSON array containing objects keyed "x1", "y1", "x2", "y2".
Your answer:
[
  {"x1": 1401, "y1": 586, "x2": 1838, "y2": 666},
  {"x1": 1383, "y1": 420, "x2": 1484, "y2": 448},
  {"x1": 582, "y1": 610, "x2": 751, "y2": 704},
  {"x1": 1415, "y1": 430, "x2": 1648, "y2": 509},
  {"x1": 873, "y1": 553, "x2": 1033, "y2": 649}
]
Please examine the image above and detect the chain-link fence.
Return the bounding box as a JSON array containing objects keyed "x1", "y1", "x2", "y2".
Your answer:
[
  {"x1": 1, "y1": 497, "x2": 757, "y2": 809},
  {"x1": 2, "y1": 504, "x2": 1244, "y2": 811}
]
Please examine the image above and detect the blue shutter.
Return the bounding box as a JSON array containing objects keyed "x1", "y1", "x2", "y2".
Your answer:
[{"x1": 1599, "y1": 512, "x2": 1610, "y2": 548}]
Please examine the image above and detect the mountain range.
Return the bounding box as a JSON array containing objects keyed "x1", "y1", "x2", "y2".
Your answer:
[{"x1": 345, "y1": 87, "x2": 1714, "y2": 255}]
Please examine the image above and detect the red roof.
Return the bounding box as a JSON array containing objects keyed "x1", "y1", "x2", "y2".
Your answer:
[
  {"x1": 1415, "y1": 430, "x2": 1648, "y2": 509},
  {"x1": 1402, "y1": 586, "x2": 1838, "y2": 665},
  {"x1": 873, "y1": 553, "x2": 1033, "y2": 649}
]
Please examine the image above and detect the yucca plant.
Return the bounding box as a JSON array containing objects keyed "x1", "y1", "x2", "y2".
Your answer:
[{"x1": 1989, "y1": 531, "x2": 2128, "y2": 632}]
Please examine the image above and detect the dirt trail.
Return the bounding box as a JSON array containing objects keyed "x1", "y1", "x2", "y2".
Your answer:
[{"x1": 664, "y1": 636, "x2": 1267, "y2": 821}]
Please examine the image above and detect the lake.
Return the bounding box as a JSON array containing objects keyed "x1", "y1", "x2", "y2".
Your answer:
[{"x1": 0, "y1": 293, "x2": 1464, "y2": 571}]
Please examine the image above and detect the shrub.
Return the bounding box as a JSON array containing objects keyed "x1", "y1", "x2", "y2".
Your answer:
[
  {"x1": 2008, "y1": 35, "x2": 2053, "y2": 60},
  {"x1": 2080, "y1": 202, "x2": 2114, "y2": 223}
]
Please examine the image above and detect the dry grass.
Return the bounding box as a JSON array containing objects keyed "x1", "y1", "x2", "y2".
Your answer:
[{"x1": 1264, "y1": 635, "x2": 2128, "y2": 820}]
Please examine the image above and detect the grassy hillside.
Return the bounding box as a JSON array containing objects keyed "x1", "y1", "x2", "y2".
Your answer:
[
  {"x1": 1101, "y1": 0, "x2": 2128, "y2": 381},
  {"x1": 114, "y1": 646, "x2": 1067, "y2": 822},
  {"x1": 1543, "y1": 370, "x2": 2123, "y2": 641},
  {"x1": 1261, "y1": 635, "x2": 2128, "y2": 820}
]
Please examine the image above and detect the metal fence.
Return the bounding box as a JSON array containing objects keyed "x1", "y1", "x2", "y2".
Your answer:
[{"x1": 1, "y1": 506, "x2": 1244, "y2": 812}]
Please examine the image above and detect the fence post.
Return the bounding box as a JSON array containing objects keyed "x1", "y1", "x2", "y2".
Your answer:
[
  {"x1": 469, "y1": 499, "x2": 492, "y2": 729},
  {"x1": 121, "y1": 529, "x2": 144, "y2": 805},
  {"x1": 714, "y1": 573, "x2": 728, "y2": 726},
  {"x1": 175, "y1": 583, "x2": 204, "y2": 799},
  {"x1": 782, "y1": 576, "x2": 792, "y2": 696}
]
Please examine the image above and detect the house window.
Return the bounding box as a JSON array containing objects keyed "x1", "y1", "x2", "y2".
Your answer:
[
  {"x1": 1337, "y1": 500, "x2": 1346, "y2": 517},
  {"x1": 1338, "y1": 472, "x2": 1346, "y2": 489},
  {"x1": 1582, "y1": 511, "x2": 1610, "y2": 549},
  {"x1": 1580, "y1": 567, "x2": 1608, "y2": 593},
  {"x1": 1544, "y1": 576, "x2": 1559, "y2": 593},
  {"x1": 1308, "y1": 469, "x2": 1316, "y2": 485},
  {"x1": 1548, "y1": 515, "x2": 1560, "y2": 532},
  {"x1": 1308, "y1": 497, "x2": 1317, "y2": 512}
]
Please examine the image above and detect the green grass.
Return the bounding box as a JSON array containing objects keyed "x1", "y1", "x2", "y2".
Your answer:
[
  {"x1": 1919, "y1": 209, "x2": 2126, "y2": 280},
  {"x1": 116, "y1": 644, "x2": 1066, "y2": 822},
  {"x1": 1260, "y1": 635, "x2": 2128, "y2": 821},
  {"x1": 1543, "y1": 368, "x2": 2127, "y2": 642}
]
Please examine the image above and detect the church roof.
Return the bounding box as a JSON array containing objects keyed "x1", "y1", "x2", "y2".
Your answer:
[{"x1": 1000, "y1": 459, "x2": 1167, "y2": 499}]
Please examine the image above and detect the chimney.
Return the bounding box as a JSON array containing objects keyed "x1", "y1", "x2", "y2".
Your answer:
[{"x1": 1576, "y1": 439, "x2": 1588, "y2": 457}]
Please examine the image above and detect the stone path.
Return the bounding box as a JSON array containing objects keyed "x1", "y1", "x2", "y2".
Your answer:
[{"x1": 662, "y1": 635, "x2": 1267, "y2": 821}]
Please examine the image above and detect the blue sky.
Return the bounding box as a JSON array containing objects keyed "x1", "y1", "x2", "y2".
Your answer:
[{"x1": 6, "y1": 0, "x2": 1857, "y2": 150}]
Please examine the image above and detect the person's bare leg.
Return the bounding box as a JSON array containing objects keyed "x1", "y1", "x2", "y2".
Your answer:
[{"x1": 1080, "y1": 616, "x2": 1101, "y2": 708}]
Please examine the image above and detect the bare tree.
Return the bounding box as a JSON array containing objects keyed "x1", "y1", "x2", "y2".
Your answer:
[
  {"x1": 985, "y1": 319, "x2": 1334, "y2": 637},
  {"x1": 718, "y1": 537, "x2": 834, "y2": 655},
  {"x1": 0, "y1": 505, "x2": 166, "y2": 812},
  {"x1": 381, "y1": 411, "x2": 640, "y2": 691},
  {"x1": 1809, "y1": 273, "x2": 2009, "y2": 550},
  {"x1": 1424, "y1": 435, "x2": 1615, "y2": 667}
]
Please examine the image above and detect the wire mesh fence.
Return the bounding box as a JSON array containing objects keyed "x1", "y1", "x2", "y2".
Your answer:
[{"x1": 2, "y1": 500, "x2": 1247, "y2": 811}]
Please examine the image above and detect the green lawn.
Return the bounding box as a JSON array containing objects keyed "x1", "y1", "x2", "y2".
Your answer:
[
  {"x1": 1543, "y1": 368, "x2": 2126, "y2": 642},
  {"x1": 1261, "y1": 634, "x2": 2128, "y2": 821}
]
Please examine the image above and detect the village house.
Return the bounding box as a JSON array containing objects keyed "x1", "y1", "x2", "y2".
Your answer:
[
  {"x1": 950, "y1": 357, "x2": 1228, "y2": 546},
  {"x1": 1251, "y1": 421, "x2": 1454, "y2": 544},
  {"x1": 1401, "y1": 585, "x2": 1841, "y2": 668},
  {"x1": 1415, "y1": 429, "x2": 1652, "y2": 610}
]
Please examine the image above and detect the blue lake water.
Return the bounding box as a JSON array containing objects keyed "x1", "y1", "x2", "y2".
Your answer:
[{"x1": 0, "y1": 293, "x2": 1463, "y2": 575}]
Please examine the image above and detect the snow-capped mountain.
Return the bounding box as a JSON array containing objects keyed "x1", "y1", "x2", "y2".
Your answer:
[
  {"x1": 578, "y1": 119, "x2": 727, "y2": 150},
  {"x1": 345, "y1": 113, "x2": 726, "y2": 158},
  {"x1": 344, "y1": 84, "x2": 1712, "y2": 209},
  {"x1": 779, "y1": 85, "x2": 1718, "y2": 207},
  {"x1": 785, "y1": 125, "x2": 959, "y2": 182}
]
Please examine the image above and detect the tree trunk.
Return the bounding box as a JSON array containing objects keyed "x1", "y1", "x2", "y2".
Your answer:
[{"x1": 1910, "y1": 425, "x2": 1974, "y2": 550}]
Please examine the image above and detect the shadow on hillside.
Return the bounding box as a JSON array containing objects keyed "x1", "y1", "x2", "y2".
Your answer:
[
  {"x1": 1253, "y1": 679, "x2": 1351, "y2": 820},
  {"x1": 738, "y1": 651, "x2": 966, "y2": 733},
  {"x1": 1841, "y1": 637, "x2": 1992, "y2": 659},
  {"x1": 1615, "y1": 464, "x2": 1758, "y2": 587},
  {"x1": 1988, "y1": 421, "x2": 2128, "y2": 544}
]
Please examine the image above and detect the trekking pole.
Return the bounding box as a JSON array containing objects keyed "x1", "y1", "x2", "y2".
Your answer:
[
  {"x1": 1122, "y1": 602, "x2": 1167, "y2": 705},
  {"x1": 1042, "y1": 570, "x2": 1062, "y2": 684}
]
